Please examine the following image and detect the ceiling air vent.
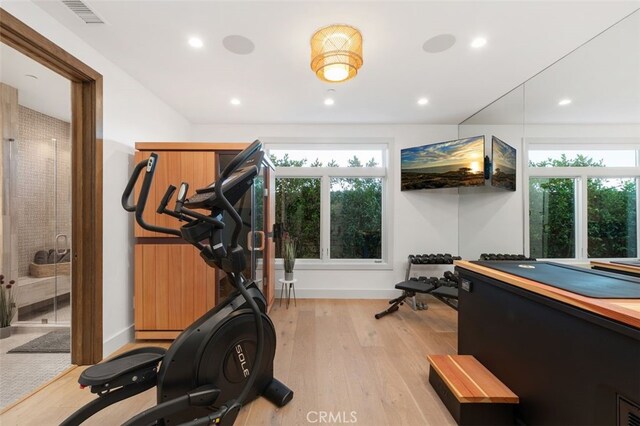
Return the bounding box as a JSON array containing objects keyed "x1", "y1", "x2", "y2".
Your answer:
[{"x1": 61, "y1": 1, "x2": 104, "y2": 24}]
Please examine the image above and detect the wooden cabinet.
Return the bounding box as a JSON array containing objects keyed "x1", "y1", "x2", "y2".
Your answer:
[
  {"x1": 133, "y1": 143, "x2": 275, "y2": 339},
  {"x1": 134, "y1": 244, "x2": 216, "y2": 339}
]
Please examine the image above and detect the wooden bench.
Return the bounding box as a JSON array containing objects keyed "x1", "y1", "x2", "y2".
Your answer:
[{"x1": 427, "y1": 355, "x2": 519, "y2": 425}]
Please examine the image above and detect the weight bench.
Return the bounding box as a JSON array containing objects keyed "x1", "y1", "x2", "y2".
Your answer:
[
  {"x1": 375, "y1": 279, "x2": 460, "y2": 319},
  {"x1": 431, "y1": 286, "x2": 459, "y2": 310},
  {"x1": 375, "y1": 279, "x2": 436, "y2": 319}
]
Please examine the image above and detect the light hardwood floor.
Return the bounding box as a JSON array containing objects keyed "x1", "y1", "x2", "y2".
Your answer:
[{"x1": 0, "y1": 298, "x2": 457, "y2": 425}]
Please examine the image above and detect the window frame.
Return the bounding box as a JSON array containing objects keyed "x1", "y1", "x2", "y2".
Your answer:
[
  {"x1": 265, "y1": 139, "x2": 391, "y2": 270},
  {"x1": 524, "y1": 140, "x2": 640, "y2": 261}
]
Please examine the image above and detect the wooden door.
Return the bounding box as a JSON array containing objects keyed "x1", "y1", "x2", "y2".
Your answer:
[
  {"x1": 134, "y1": 151, "x2": 216, "y2": 237},
  {"x1": 134, "y1": 244, "x2": 216, "y2": 338}
]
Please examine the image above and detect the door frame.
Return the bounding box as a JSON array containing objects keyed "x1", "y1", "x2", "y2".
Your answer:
[{"x1": 0, "y1": 8, "x2": 103, "y2": 364}]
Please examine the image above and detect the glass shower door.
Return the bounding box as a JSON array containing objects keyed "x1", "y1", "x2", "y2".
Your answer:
[
  {"x1": 52, "y1": 135, "x2": 72, "y2": 324},
  {"x1": 11, "y1": 128, "x2": 72, "y2": 324}
]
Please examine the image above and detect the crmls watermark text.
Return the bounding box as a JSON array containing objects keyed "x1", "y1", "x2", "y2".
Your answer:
[{"x1": 306, "y1": 411, "x2": 357, "y2": 424}]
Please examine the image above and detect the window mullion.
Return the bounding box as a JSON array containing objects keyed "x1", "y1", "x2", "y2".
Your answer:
[
  {"x1": 523, "y1": 137, "x2": 530, "y2": 257},
  {"x1": 321, "y1": 174, "x2": 331, "y2": 262},
  {"x1": 579, "y1": 176, "x2": 588, "y2": 259}
]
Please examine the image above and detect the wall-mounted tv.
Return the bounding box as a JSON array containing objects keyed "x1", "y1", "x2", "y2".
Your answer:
[
  {"x1": 491, "y1": 136, "x2": 516, "y2": 191},
  {"x1": 401, "y1": 136, "x2": 485, "y2": 191}
]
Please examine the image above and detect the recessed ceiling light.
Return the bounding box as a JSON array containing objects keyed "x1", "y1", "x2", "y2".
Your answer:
[
  {"x1": 188, "y1": 37, "x2": 204, "y2": 49},
  {"x1": 417, "y1": 98, "x2": 429, "y2": 106},
  {"x1": 470, "y1": 37, "x2": 487, "y2": 48},
  {"x1": 25, "y1": 74, "x2": 38, "y2": 80},
  {"x1": 324, "y1": 98, "x2": 335, "y2": 106},
  {"x1": 230, "y1": 98, "x2": 241, "y2": 106},
  {"x1": 558, "y1": 98, "x2": 572, "y2": 106}
]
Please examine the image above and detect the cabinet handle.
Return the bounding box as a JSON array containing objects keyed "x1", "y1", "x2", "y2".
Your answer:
[
  {"x1": 247, "y1": 231, "x2": 254, "y2": 250},
  {"x1": 255, "y1": 231, "x2": 265, "y2": 251},
  {"x1": 247, "y1": 231, "x2": 266, "y2": 251}
]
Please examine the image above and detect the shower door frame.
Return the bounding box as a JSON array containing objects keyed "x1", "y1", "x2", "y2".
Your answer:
[{"x1": 1, "y1": 8, "x2": 103, "y2": 365}]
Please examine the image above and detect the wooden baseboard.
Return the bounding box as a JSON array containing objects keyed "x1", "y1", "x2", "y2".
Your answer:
[{"x1": 135, "y1": 330, "x2": 179, "y2": 340}]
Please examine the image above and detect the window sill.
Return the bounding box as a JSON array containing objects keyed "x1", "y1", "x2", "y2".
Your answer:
[{"x1": 273, "y1": 262, "x2": 393, "y2": 271}]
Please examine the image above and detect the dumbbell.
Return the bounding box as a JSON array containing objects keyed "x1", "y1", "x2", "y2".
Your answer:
[
  {"x1": 437, "y1": 278, "x2": 457, "y2": 287},
  {"x1": 444, "y1": 271, "x2": 458, "y2": 282}
]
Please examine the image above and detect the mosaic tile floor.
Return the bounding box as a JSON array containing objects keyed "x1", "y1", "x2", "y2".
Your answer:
[{"x1": 0, "y1": 329, "x2": 71, "y2": 409}]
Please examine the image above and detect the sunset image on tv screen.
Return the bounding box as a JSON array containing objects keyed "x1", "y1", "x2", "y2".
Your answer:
[
  {"x1": 491, "y1": 136, "x2": 516, "y2": 191},
  {"x1": 401, "y1": 136, "x2": 485, "y2": 190}
]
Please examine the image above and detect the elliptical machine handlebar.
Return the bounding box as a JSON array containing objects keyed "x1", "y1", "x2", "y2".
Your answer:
[
  {"x1": 121, "y1": 158, "x2": 148, "y2": 212},
  {"x1": 121, "y1": 153, "x2": 181, "y2": 237}
]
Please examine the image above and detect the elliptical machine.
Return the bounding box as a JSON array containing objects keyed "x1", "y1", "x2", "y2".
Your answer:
[{"x1": 62, "y1": 140, "x2": 293, "y2": 426}]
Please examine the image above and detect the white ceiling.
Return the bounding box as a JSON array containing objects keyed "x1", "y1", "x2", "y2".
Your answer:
[
  {"x1": 464, "y1": 8, "x2": 640, "y2": 125},
  {"x1": 0, "y1": 43, "x2": 71, "y2": 122},
  {"x1": 11, "y1": 1, "x2": 640, "y2": 125},
  {"x1": 524, "y1": 8, "x2": 640, "y2": 124}
]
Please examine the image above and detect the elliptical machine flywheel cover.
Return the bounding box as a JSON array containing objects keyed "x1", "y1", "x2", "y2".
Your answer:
[{"x1": 196, "y1": 310, "x2": 277, "y2": 406}]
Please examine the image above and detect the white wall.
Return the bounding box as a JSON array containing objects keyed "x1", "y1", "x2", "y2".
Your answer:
[
  {"x1": 457, "y1": 125, "x2": 526, "y2": 260},
  {"x1": 2, "y1": 2, "x2": 191, "y2": 357},
  {"x1": 190, "y1": 124, "x2": 459, "y2": 298}
]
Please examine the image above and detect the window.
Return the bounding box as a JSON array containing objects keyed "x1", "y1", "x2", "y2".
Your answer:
[
  {"x1": 330, "y1": 178, "x2": 382, "y2": 259},
  {"x1": 529, "y1": 178, "x2": 577, "y2": 258},
  {"x1": 587, "y1": 178, "x2": 637, "y2": 258},
  {"x1": 526, "y1": 144, "x2": 640, "y2": 259},
  {"x1": 269, "y1": 143, "x2": 388, "y2": 266},
  {"x1": 528, "y1": 150, "x2": 637, "y2": 167},
  {"x1": 275, "y1": 177, "x2": 321, "y2": 258}
]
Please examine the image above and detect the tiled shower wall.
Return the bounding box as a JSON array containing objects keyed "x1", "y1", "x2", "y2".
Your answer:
[{"x1": 16, "y1": 106, "x2": 71, "y2": 277}]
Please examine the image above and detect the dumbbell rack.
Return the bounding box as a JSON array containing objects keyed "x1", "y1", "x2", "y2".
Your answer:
[{"x1": 404, "y1": 255, "x2": 458, "y2": 310}]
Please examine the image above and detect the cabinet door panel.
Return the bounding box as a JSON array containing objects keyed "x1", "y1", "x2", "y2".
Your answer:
[
  {"x1": 181, "y1": 247, "x2": 195, "y2": 326},
  {"x1": 135, "y1": 244, "x2": 216, "y2": 331},
  {"x1": 140, "y1": 244, "x2": 157, "y2": 328},
  {"x1": 134, "y1": 151, "x2": 216, "y2": 237}
]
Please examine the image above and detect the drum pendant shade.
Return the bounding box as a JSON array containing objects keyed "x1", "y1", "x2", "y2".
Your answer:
[{"x1": 310, "y1": 24, "x2": 363, "y2": 83}]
